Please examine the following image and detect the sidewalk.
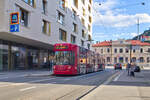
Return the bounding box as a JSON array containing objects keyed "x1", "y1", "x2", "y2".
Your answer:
[
  {"x1": 0, "y1": 70, "x2": 53, "y2": 78},
  {"x1": 81, "y1": 70, "x2": 150, "y2": 100}
]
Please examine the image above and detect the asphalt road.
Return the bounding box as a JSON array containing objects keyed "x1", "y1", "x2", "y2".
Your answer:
[{"x1": 0, "y1": 69, "x2": 118, "y2": 100}]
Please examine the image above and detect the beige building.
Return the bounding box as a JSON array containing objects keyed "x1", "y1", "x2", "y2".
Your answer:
[
  {"x1": 0, "y1": 0, "x2": 93, "y2": 71},
  {"x1": 93, "y1": 39, "x2": 150, "y2": 67}
]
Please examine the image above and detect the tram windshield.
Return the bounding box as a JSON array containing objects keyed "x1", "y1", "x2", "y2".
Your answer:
[{"x1": 55, "y1": 51, "x2": 75, "y2": 65}]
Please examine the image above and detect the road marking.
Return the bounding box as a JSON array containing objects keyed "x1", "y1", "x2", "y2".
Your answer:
[
  {"x1": 0, "y1": 75, "x2": 26, "y2": 80},
  {"x1": 113, "y1": 71, "x2": 124, "y2": 82},
  {"x1": 13, "y1": 78, "x2": 55, "y2": 86},
  {"x1": 64, "y1": 78, "x2": 71, "y2": 81},
  {"x1": 0, "y1": 85, "x2": 11, "y2": 88},
  {"x1": 103, "y1": 72, "x2": 120, "y2": 85},
  {"x1": 20, "y1": 86, "x2": 36, "y2": 92}
]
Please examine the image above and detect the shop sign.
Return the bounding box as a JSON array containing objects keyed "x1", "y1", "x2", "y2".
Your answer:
[
  {"x1": 10, "y1": 12, "x2": 19, "y2": 32},
  {"x1": 10, "y1": 12, "x2": 19, "y2": 25}
]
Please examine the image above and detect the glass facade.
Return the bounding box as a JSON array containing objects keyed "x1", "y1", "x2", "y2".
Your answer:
[
  {"x1": 0, "y1": 40, "x2": 52, "y2": 71},
  {"x1": 0, "y1": 41, "x2": 8, "y2": 71},
  {"x1": 12, "y1": 46, "x2": 26, "y2": 70}
]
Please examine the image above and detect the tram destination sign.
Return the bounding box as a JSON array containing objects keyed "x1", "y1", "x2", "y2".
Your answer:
[{"x1": 55, "y1": 45, "x2": 68, "y2": 49}]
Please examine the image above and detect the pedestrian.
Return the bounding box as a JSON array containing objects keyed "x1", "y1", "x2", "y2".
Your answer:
[
  {"x1": 126, "y1": 63, "x2": 131, "y2": 76},
  {"x1": 130, "y1": 64, "x2": 135, "y2": 77}
]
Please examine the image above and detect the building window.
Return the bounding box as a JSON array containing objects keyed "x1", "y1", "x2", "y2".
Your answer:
[
  {"x1": 42, "y1": 0, "x2": 47, "y2": 14},
  {"x1": 147, "y1": 57, "x2": 150, "y2": 63},
  {"x1": 23, "y1": 0, "x2": 35, "y2": 7},
  {"x1": 140, "y1": 48, "x2": 143, "y2": 53},
  {"x1": 89, "y1": 16, "x2": 92, "y2": 23},
  {"x1": 126, "y1": 48, "x2": 129, "y2": 53},
  {"x1": 114, "y1": 57, "x2": 117, "y2": 63},
  {"x1": 119, "y1": 57, "x2": 123, "y2": 63},
  {"x1": 71, "y1": 35, "x2": 76, "y2": 44},
  {"x1": 114, "y1": 48, "x2": 117, "y2": 53},
  {"x1": 73, "y1": 23, "x2": 77, "y2": 33},
  {"x1": 107, "y1": 57, "x2": 110, "y2": 62},
  {"x1": 87, "y1": 44, "x2": 90, "y2": 49},
  {"x1": 88, "y1": 5, "x2": 91, "y2": 13},
  {"x1": 107, "y1": 48, "x2": 110, "y2": 53},
  {"x1": 88, "y1": 24, "x2": 91, "y2": 32},
  {"x1": 73, "y1": 0, "x2": 78, "y2": 8},
  {"x1": 101, "y1": 49, "x2": 103, "y2": 54},
  {"x1": 125, "y1": 57, "x2": 128, "y2": 63},
  {"x1": 81, "y1": 0, "x2": 85, "y2": 5},
  {"x1": 148, "y1": 48, "x2": 150, "y2": 53},
  {"x1": 82, "y1": 8, "x2": 85, "y2": 16},
  {"x1": 20, "y1": 8, "x2": 28, "y2": 27},
  {"x1": 89, "y1": 0, "x2": 92, "y2": 4},
  {"x1": 42, "y1": 20, "x2": 51, "y2": 35},
  {"x1": 81, "y1": 40, "x2": 84, "y2": 46},
  {"x1": 82, "y1": 30, "x2": 85, "y2": 38},
  {"x1": 42, "y1": 20, "x2": 47, "y2": 34},
  {"x1": 59, "y1": 0, "x2": 65, "y2": 10},
  {"x1": 88, "y1": 35, "x2": 92, "y2": 41},
  {"x1": 139, "y1": 57, "x2": 144, "y2": 63},
  {"x1": 57, "y1": 11, "x2": 64, "y2": 25},
  {"x1": 120, "y1": 48, "x2": 123, "y2": 53},
  {"x1": 59, "y1": 29, "x2": 67, "y2": 41},
  {"x1": 81, "y1": 18, "x2": 85, "y2": 26},
  {"x1": 72, "y1": 9, "x2": 76, "y2": 20},
  {"x1": 132, "y1": 57, "x2": 136, "y2": 62},
  {"x1": 133, "y1": 49, "x2": 136, "y2": 53}
]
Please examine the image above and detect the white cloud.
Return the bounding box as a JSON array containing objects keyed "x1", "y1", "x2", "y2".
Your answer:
[
  {"x1": 93, "y1": 33, "x2": 109, "y2": 38},
  {"x1": 93, "y1": 32, "x2": 139, "y2": 41},
  {"x1": 94, "y1": 0, "x2": 117, "y2": 12},
  {"x1": 93, "y1": 0, "x2": 150, "y2": 28},
  {"x1": 130, "y1": 33, "x2": 138, "y2": 37}
]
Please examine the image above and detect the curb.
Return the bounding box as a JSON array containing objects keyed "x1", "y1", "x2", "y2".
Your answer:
[{"x1": 77, "y1": 71, "x2": 121, "y2": 100}]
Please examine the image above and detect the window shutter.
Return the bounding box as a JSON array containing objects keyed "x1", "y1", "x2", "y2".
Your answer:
[{"x1": 48, "y1": 23, "x2": 51, "y2": 36}]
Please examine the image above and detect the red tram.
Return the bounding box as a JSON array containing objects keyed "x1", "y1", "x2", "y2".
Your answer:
[{"x1": 53, "y1": 43, "x2": 105, "y2": 75}]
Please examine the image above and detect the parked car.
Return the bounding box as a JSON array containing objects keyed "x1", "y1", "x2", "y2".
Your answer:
[
  {"x1": 134, "y1": 66, "x2": 141, "y2": 72},
  {"x1": 114, "y1": 63, "x2": 122, "y2": 70}
]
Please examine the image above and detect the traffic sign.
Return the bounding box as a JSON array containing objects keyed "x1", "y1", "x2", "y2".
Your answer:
[{"x1": 10, "y1": 24, "x2": 19, "y2": 32}]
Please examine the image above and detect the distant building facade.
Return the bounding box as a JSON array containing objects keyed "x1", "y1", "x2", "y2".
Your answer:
[
  {"x1": 0, "y1": 0, "x2": 93, "y2": 71},
  {"x1": 93, "y1": 39, "x2": 150, "y2": 67}
]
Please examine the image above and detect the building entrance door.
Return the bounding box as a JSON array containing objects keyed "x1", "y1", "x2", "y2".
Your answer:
[{"x1": 12, "y1": 46, "x2": 26, "y2": 70}]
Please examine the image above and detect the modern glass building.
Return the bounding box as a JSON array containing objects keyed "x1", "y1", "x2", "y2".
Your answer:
[{"x1": 0, "y1": 0, "x2": 93, "y2": 71}]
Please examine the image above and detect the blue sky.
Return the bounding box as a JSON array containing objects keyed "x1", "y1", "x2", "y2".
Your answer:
[{"x1": 92, "y1": 0, "x2": 150, "y2": 42}]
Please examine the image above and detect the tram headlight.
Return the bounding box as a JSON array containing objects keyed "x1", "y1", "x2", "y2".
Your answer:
[
  {"x1": 53, "y1": 66, "x2": 56, "y2": 70},
  {"x1": 67, "y1": 66, "x2": 71, "y2": 69}
]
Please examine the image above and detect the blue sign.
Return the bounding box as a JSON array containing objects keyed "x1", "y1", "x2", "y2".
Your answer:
[{"x1": 10, "y1": 24, "x2": 19, "y2": 32}]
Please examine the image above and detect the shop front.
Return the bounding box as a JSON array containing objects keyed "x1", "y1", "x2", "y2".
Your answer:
[{"x1": 0, "y1": 39, "x2": 53, "y2": 71}]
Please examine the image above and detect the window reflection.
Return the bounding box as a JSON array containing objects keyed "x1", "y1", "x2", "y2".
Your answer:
[{"x1": 55, "y1": 51, "x2": 75, "y2": 65}]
